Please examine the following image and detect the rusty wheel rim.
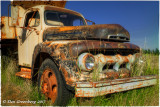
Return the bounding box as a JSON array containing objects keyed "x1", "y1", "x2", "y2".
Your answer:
[{"x1": 40, "y1": 68, "x2": 58, "y2": 103}]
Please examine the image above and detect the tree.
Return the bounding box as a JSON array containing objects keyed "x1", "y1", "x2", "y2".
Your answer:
[{"x1": 155, "y1": 48, "x2": 159, "y2": 55}]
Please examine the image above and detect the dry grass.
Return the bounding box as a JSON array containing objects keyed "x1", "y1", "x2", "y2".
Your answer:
[
  {"x1": 1, "y1": 54, "x2": 159, "y2": 106},
  {"x1": 131, "y1": 54, "x2": 159, "y2": 76},
  {"x1": 1, "y1": 56, "x2": 34, "y2": 106},
  {"x1": 1, "y1": 56, "x2": 54, "y2": 106}
]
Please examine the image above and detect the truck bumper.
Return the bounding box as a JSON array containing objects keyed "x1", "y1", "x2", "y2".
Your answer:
[{"x1": 75, "y1": 75, "x2": 157, "y2": 97}]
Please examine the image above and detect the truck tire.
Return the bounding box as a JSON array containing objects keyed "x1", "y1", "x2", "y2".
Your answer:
[{"x1": 38, "y1": 58, "x2": 73, "y2": 106}]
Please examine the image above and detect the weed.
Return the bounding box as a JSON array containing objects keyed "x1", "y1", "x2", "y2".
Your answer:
[{"x1": 1, "y1": 54, "x2": 159, "y2": 106}]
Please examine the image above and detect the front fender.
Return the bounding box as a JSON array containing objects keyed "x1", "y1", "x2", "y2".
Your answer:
[{"x1": 31, "y1": 42, "x2": 78, "y2": 87}]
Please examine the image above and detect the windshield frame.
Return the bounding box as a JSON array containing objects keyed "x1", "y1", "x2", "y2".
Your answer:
[{"x1": 44, "y1": 10, "x2": 87, "y2": 26}]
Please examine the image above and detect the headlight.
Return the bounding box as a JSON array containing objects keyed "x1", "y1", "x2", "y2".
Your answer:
[
  {"x1": 77, "y1": 53, "x2": 95, "y2": 71},
  {"x1": 85, "y1": 56, "x2": 94, "y2": 69}
]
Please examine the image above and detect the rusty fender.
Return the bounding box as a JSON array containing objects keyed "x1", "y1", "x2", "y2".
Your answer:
[
  {"x1": 32, "y1": 41, "x2": 79, "y2": 87},
  {"x1": 31, "y1": 40, "x2": 140, "y2": 87}
]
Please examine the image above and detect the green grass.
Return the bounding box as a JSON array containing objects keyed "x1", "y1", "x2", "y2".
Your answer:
[
  {"x1": 1, "y1": 56, "x2": 53, "y2": 106},
  {"x1": 67, "y1": 83, "x2": 159, "y2": 106},
  {"x1": 1, "y1": 54, "x2": 159, "y2": 106}
]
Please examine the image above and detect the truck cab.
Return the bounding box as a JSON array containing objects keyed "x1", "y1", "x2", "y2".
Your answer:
[{"x1": 18, "y1": 5, "x2": 87, "y2": 68}]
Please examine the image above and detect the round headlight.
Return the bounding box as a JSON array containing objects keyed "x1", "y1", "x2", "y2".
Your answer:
[
  {"x1": 77, "y1": 53, "x2": 95, "y2": 71},
  {"x1": 85, "y1": 55, "x2": 95, "y2": 70}
]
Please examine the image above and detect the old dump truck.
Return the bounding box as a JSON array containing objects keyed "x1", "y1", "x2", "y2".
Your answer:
[{"x1": 1, "y1": 1, "x2": 157, "y2": 106}]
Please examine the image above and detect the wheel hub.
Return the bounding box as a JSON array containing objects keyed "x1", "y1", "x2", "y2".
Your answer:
[{"x1": 40, "y1": 68, "x2": 58, "y2": 103}]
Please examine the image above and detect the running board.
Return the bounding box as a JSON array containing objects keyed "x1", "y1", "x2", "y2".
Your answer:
[
  {"x1": 75, "y1": 75, "x2": 157, "y2": 97},
  {"x1": 15, "y1": 68, "x2": 31, "y2": 79}
]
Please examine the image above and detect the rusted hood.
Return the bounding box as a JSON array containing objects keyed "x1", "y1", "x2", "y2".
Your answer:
[
  {"x1": 43, "y1": 24, "x2": 130, "y2": 42},
  {"x1": 42, "y1": 40, "x2": 139, "y2": 58}
]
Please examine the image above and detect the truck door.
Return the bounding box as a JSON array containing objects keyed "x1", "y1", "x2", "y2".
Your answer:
[{"x1": 18, "y1": 10, "x2": 41, "y2": 67}]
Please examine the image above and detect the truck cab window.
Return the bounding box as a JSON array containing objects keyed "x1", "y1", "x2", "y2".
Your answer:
[
  {"x1": 22, "y1": 11, "x2": 40, "y2": 43},
  {"x1": 24, "y1": 11, "x2": 40, "y2": 27},
  {"x1": 72, "y1": 19, "x2": 84, "y2": 26},
  {"x1": 45, "y1": 12, "x2": 63, "y2": 26},
  {"x1": 44, "y1": 10, "x2": 86, "y2": 26}
]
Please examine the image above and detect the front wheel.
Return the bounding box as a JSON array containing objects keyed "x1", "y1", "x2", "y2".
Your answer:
[{"x1": 38, "y1": 58, "x2": 73, "y2": 106}]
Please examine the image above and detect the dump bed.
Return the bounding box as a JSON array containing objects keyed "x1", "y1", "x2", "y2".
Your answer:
[
  {"x1": 12, "y1": 0, "x2": 66, "y2": 9},
  {"x1": 1, "y1": 17, "x2": 16, "y2": 39}
]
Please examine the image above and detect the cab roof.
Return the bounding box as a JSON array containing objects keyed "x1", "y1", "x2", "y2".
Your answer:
[{"x1": 44, "y1": 5, "x2": 83, "y2": 17}]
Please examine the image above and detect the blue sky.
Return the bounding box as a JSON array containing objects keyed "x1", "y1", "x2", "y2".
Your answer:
[{"x1": 1, "y1": 1, "x2": 159, "y2": 50}]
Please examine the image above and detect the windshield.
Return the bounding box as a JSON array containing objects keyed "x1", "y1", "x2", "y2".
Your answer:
[{"x1": 44, "y1": 10, "x2": 86, "y2": 26}]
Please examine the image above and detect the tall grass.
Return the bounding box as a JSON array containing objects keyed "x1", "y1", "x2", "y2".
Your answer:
[
  {"x1": 131, "y1": 54, "x2": 159, "y2": 76},
  {"x1": 1, "y1": 56, "x2": 52, "y2": 106},
  {"x1": 1, "y1": 54, "x2": 159, "y2": 106}
]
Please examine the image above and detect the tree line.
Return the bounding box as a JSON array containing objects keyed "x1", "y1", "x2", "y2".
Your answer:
[{"x1": 142, "y1": 48, "x2": 159, "y2": 55}]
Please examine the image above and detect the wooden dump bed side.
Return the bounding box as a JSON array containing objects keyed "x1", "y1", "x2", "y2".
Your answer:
[
  {"x1": 1, "y1": 16, "x2": 16, "y2": 39},
  {"x1": 12, "y1": 0, "x2": 66, "y2": 9}
]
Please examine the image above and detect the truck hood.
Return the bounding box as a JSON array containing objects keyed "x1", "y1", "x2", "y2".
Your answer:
[
  {"x1": 43, "y1": 24, "x2": 130, "y2": 42},
  {"x1": 40, "y1": 40, "x2": 139, "y2": 58}
]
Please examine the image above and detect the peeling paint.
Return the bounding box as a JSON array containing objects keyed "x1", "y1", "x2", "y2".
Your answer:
[
  {"x1": 2, "y1": 1, "x2": 155, "y2": 99},
  {"x1": 75, "y1": 75, "x2": 157, "y2": 97},
  {"x1": 32, "y1": 40, "x2": 140, "y2": 86}
]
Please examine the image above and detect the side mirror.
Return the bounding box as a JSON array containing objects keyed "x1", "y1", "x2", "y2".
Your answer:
[{"x1": 85, "y1": 19, "x2": 95, "y2": 25}]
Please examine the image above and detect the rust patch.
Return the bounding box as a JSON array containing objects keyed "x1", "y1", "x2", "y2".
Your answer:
[
  {"x1": 16, "y1": 71, "x2": 31, "y2": 79},
  {"x1": 21, "y1": 68, "x2": 31, "y2": 72},
  {"x1": 12, "y1": 1, "x2": 66, "y2": 9},
  {"x1": 1, "y1": 16, "x2": 16, "y2": 39},
  {"x1": 105, "y1": 71, "x2": 119, "y2": 79},
  {"x1": 70, "y1": 41, "x2": 140, "y2": 57},
  {"x1": 32, "y1": 39, "x2": 140, "y2": 87},
  {"x1": 118, "y1": 68, "x2": 130, "y2": 78},
  {"x1": 1, "y1": 32, "x2": 6, "y2": 39},
  {"x1": 43, "y1": 24, "x2": 130, "y2": 42},
  {"x1": 60, "y1": 67, "x2": 75, "y2": 85},
  {"x1": 58, "y1": 27, "x2": 77, "y2": 32}
]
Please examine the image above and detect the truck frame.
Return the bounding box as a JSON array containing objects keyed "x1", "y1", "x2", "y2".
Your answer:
[{"x1": 1, "y1": 1, "x2": 157, "y2": 106}]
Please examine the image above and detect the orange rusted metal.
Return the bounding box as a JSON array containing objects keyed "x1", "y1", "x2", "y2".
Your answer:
[
  {"x1": 12, "y1": 0, "x2": 67, "y2": 9},
  {"x1": 32, "y1": 39, "x2": 140, "y2": 86},
  {"x1": 40, "y1": 68, "x2": 58, "y2": 103},
  {"x1": 16, "y1": 71, "x2": 31, "y2": 79},
  {"x1": 15, "y1": 72, "x2": 31, "y2": 79},
  {"x1": 59, "y1": 27, "x2": 77, "y2": 32},
  {"x1": 105, "y1": 70, "x2": 119, "y2": 79},
  {"x1": 1, "y1": 16, "x2": 16, "y2": 39},
  {"x1": 60, "y1": 67, "x2": 75, "y2": 85},
  {"x1": 43, "y1": 24, "x2": 130, "y2": 41},
  {"x1": 21, "y1": 67, "x2": 31, "y2": 72},
  {"x1": 85, "y1": 19, "x2": 95, "y2": 25},
  {"x1": 15, "y1": 67, "x2": 31, "y2": 79},
  {"x1": 75, "y1": 75, "x2": 157, "y2": 97},
  {"x1": 2, "y1": 0, "x2": 157, "y2": 102},
  {"x1": 99, "y1": 68, "x2": 130, "y2": 80}
]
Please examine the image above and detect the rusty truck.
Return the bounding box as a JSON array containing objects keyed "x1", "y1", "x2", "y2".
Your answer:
[{"x1": 1, "y1": 1, "x2": 157, "y2": 106}]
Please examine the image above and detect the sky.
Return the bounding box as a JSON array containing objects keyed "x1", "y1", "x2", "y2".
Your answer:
[{"x1": 1, "y1": 1, "x2": 159, "y2": 50}]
